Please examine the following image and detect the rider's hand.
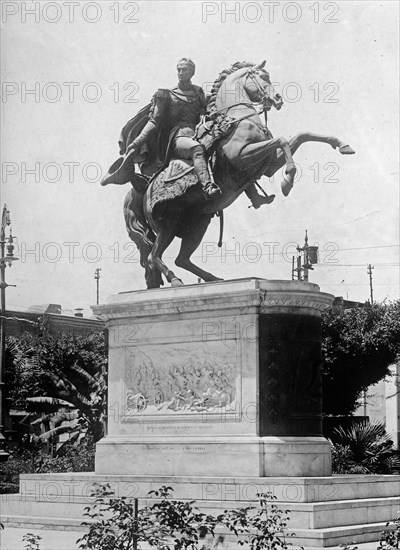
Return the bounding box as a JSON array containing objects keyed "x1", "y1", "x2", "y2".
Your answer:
[{"x1": 126, "y1": 142, "x2": 137, "y2": 154}]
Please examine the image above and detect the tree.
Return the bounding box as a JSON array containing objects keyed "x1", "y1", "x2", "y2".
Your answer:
[
  {"x1": 26, "y1": 361, "x2": 106, "y2": 450},
  {"x1": 4, "y1": 336, "x2": 42, "y2": 408},
  {"x1": 5, "y1": 328, "x2": 107, "y2": 406},
  {"x1": 5, "y1": 327, "x2": 107, "y2": 450},
  {"x1": 321, "y1": 301, "x2": 400, "y2": 415}
]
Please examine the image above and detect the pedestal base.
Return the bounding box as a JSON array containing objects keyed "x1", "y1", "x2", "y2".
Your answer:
[{"x1": 95, "y1": 436, "x2": 331, "y2": 477}]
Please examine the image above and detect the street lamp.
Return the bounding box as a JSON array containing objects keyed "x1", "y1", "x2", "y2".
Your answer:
[
  {"x1": 0, "y1": 204, "x2": 18, "y2": 462},
  {"x1": 292, "y1": 230, "x2": 319, "y2": 282}
]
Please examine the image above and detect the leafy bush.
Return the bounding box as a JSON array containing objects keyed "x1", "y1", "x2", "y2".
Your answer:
[
  {"x1": 25, "y1": 361, "x2": 106, "y2": 449},
  {"x1": 330, "y1": 421, "x2": 400, "y2": 474},
  {"x1": 22, "y1": 533, "x2": 42, "y2": 550},
  {"x1": 0, "y1": 437, "x2": 95, "y2": 494},
  {"x1": 5, "y1": 329, "x2": 107, "y2": 450},
  {"x1": 5, "y1": 330, "x2": 106, "y2": 410},
  {"x1": 331, "y1": 443, "x2": 366, "y2": 474},
  {"x1": 379, "y1": 514, "x2": 400, "y2": 549},
  {"x1": 77, "y1": 484, "x2": 297, "y2": 550}
]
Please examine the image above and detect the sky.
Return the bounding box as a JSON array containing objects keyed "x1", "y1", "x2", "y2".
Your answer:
[{"x1": 1, "y1": 0, "x2": 399, "y2": 315}]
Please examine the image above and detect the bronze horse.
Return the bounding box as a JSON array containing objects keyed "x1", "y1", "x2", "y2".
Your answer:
[{"x1": 120, "y1": 61, "x2": 354, "y2": 288}]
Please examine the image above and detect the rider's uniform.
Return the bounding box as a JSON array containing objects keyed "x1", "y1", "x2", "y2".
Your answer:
[
  {"x1": 131, "y1": 84, "x2": 215, "y2": 193},
  {"x1": 150, "y1": 85, "x2": 206, "y2": 157}
]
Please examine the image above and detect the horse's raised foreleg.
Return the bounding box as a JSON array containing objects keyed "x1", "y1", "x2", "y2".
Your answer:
[
  {"x1": 175, "y1": 215, "x2": 223, "y2": 282},
  {"x1": 264, "y1": 132, "x2": 355, "y2": 184},
  {"x1": 148, "y1": 220, "x2": 184, "y2": 287}
]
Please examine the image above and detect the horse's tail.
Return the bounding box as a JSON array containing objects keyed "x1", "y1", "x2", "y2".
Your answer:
[{"x1": 123, "y1": 176, "x2": 163, "y2": 288}]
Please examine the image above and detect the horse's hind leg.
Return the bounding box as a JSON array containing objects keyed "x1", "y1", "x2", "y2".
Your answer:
[
  {"x1": 264, "y1": 132, "x2": 355, "y2": 177},
  {"x1": 148, "y1": 220, "x2": 184, "y2": 287},
  {"x1": 175, "y1": 215, "x2": 222, "y2": 282}
]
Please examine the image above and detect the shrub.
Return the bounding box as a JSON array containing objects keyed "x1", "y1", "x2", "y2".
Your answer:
[
  {"x1": 22, "y1": 533, "x2": 42, "y2": 550},
  {"x1": 330, "y1": 421, "x2": 400, "y2": 474},
  {"x1": 331, "y1": 444, "x2": 368, "y2": 474},
  {"x1": 379, "y1": 514, "x2": 400, "y2": 549},
  {"x1": 0, "y1": 437, "x2": 95, "y2": 494},
  {"x1": 77, "y1": 484, "x2": 297, "y2": 550}
]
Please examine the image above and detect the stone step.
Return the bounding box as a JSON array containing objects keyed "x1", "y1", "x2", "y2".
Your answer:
[
  {"x1": 292, "y1": 521, "x2": 393, "y2": 547},
  {"x1": 1, "y1": 493, "x2": 398, "y2": 535},
  {"x1": 0, "y1": 495, "x2": 88, "y2": 519},
  {"x1": 197, "y1": 496, "x2": 400, "y2": 529},
  {"x1": 2, "y1": 473, "x2": 398, "y2": 548},
  {"x1": 16, "y1": 473, "x2": 400, "y2": 503},
  {"x1": 0, "y1": 515, "x2": 87, "y2": 531},
  {"x1": 0, "y1": 514, "x2": 393, "y2": 548},
  {"x1": 1, "y1": 493, "x2": 399, "y2": 530}
]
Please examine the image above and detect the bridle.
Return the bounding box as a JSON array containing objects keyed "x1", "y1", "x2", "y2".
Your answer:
[
  {"x1": 244, "y1": 69, "x2": 273, "y2": 106},
  {"x1": 209, "y1": 68, "x2": 273, "y2": 123}
]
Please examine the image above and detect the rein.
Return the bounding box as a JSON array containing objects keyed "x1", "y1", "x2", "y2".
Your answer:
[{"x1": 206, "y1": 104, "x2": 268, "y2": 137}]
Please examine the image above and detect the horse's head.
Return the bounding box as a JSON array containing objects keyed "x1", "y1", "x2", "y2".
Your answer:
[
  {"x1": 210, "y1": 60, "x2": 283, "y2": 113},
  {"x1": 244, "y1": 60, "x2": 283, "y2": 111}
]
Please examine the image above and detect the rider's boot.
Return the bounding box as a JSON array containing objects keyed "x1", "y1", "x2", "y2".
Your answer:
[
  {"x1": 192, "y1": 145, "x2": 221, "y2": 199},
  {"x1": 245, "y1": 184, "x2": 275, "y2": 209}
]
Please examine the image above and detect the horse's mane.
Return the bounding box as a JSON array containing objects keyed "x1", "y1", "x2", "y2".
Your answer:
[{"x1": 207, "y1": 61, "x2": 255, "y2": 114}]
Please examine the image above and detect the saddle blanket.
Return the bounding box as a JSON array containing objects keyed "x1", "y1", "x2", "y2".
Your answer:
[
  {"x1": 163, "y1": 159, "x2": 194, "y2": 183},
  {"x1": 149, "y1": 163, "x2": 199, "y2": 211}
]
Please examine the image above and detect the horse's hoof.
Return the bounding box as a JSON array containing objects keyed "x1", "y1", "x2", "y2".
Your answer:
[
  {"x1": 281, "y1": 176, "x2": 293, "y2": 197},
  {"x1": 252, "y1": 194, "x2": 275, "y2": 208},
  {"x1": 339, "y1": 144, "x2": 355, "y2": 155},
  {"x1": 171, "y1": 278, "x2": 184, "y2": 287}
]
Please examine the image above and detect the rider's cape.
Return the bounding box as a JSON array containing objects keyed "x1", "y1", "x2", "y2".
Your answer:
[
  {"x1": 118, "y1": 91, "x2": 171, "y2": 176},
  {"x1": 118, "y1": 103, "x2": 151, "y2": 155}
]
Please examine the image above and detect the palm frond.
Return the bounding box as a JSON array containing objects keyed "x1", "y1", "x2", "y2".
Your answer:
[
  {"x1": 31, "y1": 409, "x2": 79, "y2": 427},
  {"x1": 332, "y1": 420, "x2": 399, "y2": 474},
  {"x1": 70, "y1": 363, "x2": 99, "y2": 389},
  {"x1": 6, "y1": 336, "x2": 40, "y2": 370},
  {"x1": 39, "y1": 419, "x2": 85, "y2": 441},
  {"x1": 55, "y1": 431, "x2": 81, "y2": 455},
  {"x1": 43, "y1": 371, "x2": 69, "y2": 391},
  {"x1": 48, "y1": 371, "x2": 93, "y2": 407},
  {"x1": 26, "y1": 397, "x2": 75, "y2": 413}
]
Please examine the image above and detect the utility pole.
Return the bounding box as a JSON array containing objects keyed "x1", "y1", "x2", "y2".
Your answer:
[
  {"x1": 367, "y1": 264, "x2": 374, "y2": 304},
  {"x1": 0, "y1": 205, "x2": 18, "y2": 462},
  {"x1": 363, "y1": 265, "x2": 374, "y2": 418},
  {"x1": 94, "y1": 268, "x2": 101, "y2": 305}
]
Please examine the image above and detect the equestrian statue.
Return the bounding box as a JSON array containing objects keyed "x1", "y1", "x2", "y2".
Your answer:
[{"x1": 101, "y1": 58, "x2": 355, "y2": 288}]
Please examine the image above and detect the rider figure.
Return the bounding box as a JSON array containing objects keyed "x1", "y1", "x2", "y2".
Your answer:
[{"x1": 128, "y1": 58, "x2": 221, "y2": 199}]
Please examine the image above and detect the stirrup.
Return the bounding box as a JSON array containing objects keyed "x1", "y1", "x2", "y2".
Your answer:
[{"x1": 204, "y1": 182, "x2": 221, "y2": 199}]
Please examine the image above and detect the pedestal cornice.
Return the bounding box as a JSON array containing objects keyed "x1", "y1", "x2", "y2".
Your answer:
[{"x1": 92, "y1": 278, "x2": 334, "y2": 322}]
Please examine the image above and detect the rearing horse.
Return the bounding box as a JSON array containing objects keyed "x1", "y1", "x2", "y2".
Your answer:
[{"x1": 122, "y1": 60, "x2": 354, "y2": 288}]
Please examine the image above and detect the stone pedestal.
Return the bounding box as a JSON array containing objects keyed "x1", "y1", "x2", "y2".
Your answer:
[
  {"x1": 92, "y1": 278, "x2": 334, "y2": 477},
  {"x1": 2, "y1": 280, "x2": 399, "y2": 546}
]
